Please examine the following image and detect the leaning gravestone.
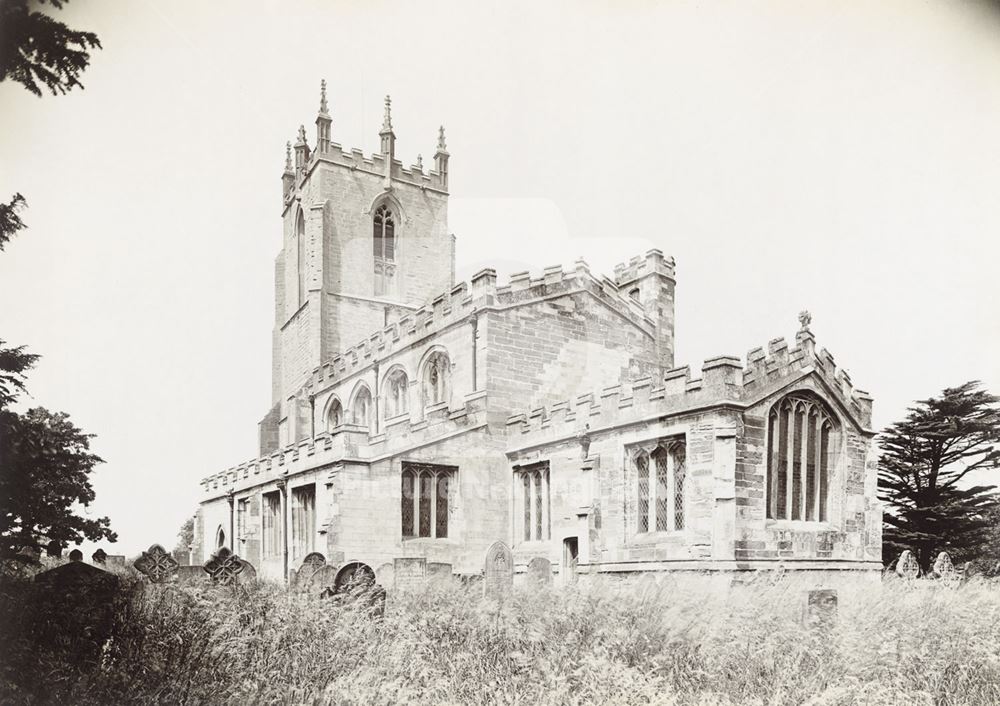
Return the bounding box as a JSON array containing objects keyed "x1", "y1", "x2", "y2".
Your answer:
[
  {"x1": 895, "y1": 550, "x2": 920, "y2": 580},
  {"x1": 309, "y1": 565, "x2": 338, "y2": 597},
  {"x1": 933, "y1": 551, "x2": 959, "y2": 586},
  {"x1": 527, "y1": 556, "x2": 553, "y2": 584},
  {"x1": 91, "y1": 548, "x2": 108, "y2": 565},
  {"x1": 134, "y1": 543, "x2": 180, "y2": 584},
  {"x1": 484, "y1": 541, "x2": 513, "y2": 597},
  {"x1": 203, "y1": 547, "x2": 245, "y2": 586}
]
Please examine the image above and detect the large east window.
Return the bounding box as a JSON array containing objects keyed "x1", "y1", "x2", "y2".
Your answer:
[
  {"x1": 766, "y1": 394, "x2": 835, "y2": 522},
  {"x1": 401, "y1": 462, "x2": 456, "y2": 539},
  {"x1": 633, "y1": 440, "x2": 686, "y2": 533}
]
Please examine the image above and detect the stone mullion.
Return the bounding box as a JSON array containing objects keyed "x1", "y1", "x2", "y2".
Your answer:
[
  {"x1": 430, "y1": 471, "x2": 439, "y2": 539},
  {"x1": 769, "y1": 413, "x2": 780, "y2": 519},
  {"x1": 529, "y1": 471, "x2": 538, "y2": 541},
  {"x1": 785, "y1": 405, "x2": 795, "y2": 520},
  {"x1": 541, "y1": 470, "x2": 550, "y2": 541},
  {"x1": 800, "y1": 404, "x2": 810, "y2": 522},
  {"x1": 813, "y1": 410, "x2": 823, "y2": 522}
]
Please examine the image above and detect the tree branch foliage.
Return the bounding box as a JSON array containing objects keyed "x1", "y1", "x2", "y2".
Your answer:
[
  {"x1": 0, "y1": 0, "x2": 101, "y2": 97},
  {"x1": 0, "y1": 407, "x2": 117, "y2": 561},
  {"x1": 878, "y1": 381, "x2": 1000, "y2": 570},
  {"x1": 0, "y1": 193, "x2": 27, "y2": 251}
]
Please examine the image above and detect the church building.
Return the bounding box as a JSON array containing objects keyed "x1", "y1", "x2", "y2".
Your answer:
[{"x1": 195, "y1": 85, "x2": 883, "y2": 586}]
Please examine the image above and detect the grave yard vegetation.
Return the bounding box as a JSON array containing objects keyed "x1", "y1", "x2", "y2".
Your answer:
[{"x1": 1, "y1": 572, "x2": 999, "y2": 705}]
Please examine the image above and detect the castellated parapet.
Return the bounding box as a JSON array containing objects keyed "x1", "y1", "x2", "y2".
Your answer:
[{"x1": 505, "y1": 326, "x2": 873, "y2": 446}]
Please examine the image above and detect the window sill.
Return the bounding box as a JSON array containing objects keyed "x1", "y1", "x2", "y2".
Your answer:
[
  {"x1": 385, "y1": 413, "x2": 411, "y2": 428},
  {"x1": 630, "y1": 530, "x2": 686, "y2": 545},
  {"x1": 401, "y1": 536, "x2": 456, "y2": 544},
  {"x1": 765, "y1": 520, "x2": 834, "y2": 531}
]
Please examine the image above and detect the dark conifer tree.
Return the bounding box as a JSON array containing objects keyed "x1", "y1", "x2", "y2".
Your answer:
[{"x1": 879, "y1": 382, "x2": 1000, "y2": 571}]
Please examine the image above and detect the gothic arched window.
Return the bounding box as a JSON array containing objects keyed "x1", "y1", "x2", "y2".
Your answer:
[
  {"x1": 373, "y1": 205, "x2": 396, "y2": 296},
  {"x1": 326, "y1": 398, "x2": 343, "y2": 431},
  {"x1": 296, "y1": 210, "x2": 306, "y2": 306},
  {"x1": 423, "y1": 351, "x2": 451, "y2": 408},
  {"x1": 766, "y1": 395, "x2": 836, "y2": 522},
  {"x1": 352, "y1": 386, "x2": 372, "y2": 430},
  {"x1": 401, "y1": 462, "x2": 456, "y2": 539},
  {"x1": 633, "y1": 440, "x2": 686, "y2": 534},
  {"x1": 384, "y1": 368, "x2": 409, "y2": 419}
]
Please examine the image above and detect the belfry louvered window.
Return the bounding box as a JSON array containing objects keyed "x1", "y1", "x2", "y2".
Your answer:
[
  {"x1": 766, "y1": 395, "x2": 835, "y2": 521},
  {"x1": 633, "y1": 440, "x2": 686, "y2": 534},
  {"x1": 401, "y1": 462, "x2": 456, "y2": 539}
]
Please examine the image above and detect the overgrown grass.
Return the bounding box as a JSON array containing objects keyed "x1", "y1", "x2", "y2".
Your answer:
[{"x1": 2, "y1": 572, "x2": 999, "y2": 705}]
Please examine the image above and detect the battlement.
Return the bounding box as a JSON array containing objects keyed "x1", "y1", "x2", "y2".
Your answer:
[
  {"x1": 201, "y1": 390, "x2": 490, "y2": 501},
  {"x1": 505, "y1": 326, "x2": 874, "y2": 446},
  {"x1": 296, "y1": 255, "x2": 658, "y2": 397},
  {"x1": 612, "y1": 248, "x2": 677, "y2": 287}
]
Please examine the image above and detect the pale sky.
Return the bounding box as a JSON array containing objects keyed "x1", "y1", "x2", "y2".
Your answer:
[{"x1": 2, "y1": 0, "x2": 999, "y2": 556}]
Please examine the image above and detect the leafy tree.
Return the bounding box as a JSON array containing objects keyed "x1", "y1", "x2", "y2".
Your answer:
[
  {"x1": 0, "y1": 407, "x2": 117, "y2": 561},
  {"x1": 0, "y1": 0, "x2": 101, "y2": 97},
  {"x1": 878, "y1": 381, "x2": 1000, "y2": 571},
  {"x1": 174, "y1": 516, "x2": 194, "y2": 559}
]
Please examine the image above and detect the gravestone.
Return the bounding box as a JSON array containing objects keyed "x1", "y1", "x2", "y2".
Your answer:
[
  {"x1": 203, "y1": 547, "x2": 245, "y2": 586},
  {"x1": 426, "y1": 562, "x2": 453, "y2": 580},
  {"x1": 309, "y1": 565, "x2": 338, "y2": 596},
  {"x1": 805, "y1": 589, "x2": 838, "y2": 629},
  {"x1": 527, "y1": 556, "x2": 553, "y2": 584},
  {"x1": 134, "y1": 543, "x2": 180, "y2": 583},
  {"x1": 106, "y1": 555, "x2": 126, "y2": 568},
  {"x1": 484, "y1": 541, "x2": 513, "y2": 597},
  {"x1": 375, "y1": 562, "x2": 395, "y2": 590},
  {"x1": 933, "y1": 551, "x2": 959, "y2": 585},
  {"x1": 91, "y1": 548, "x2": 108, "y2": 565},
  {"x1": 895, "y1": 550, "x2": 919, "y2": 579},
  {"x1": 69, "y1": 549, "x2": 83, "y2": 562},
  {"x1": 45, "y1": 540, "x2": 62, "y2": 558},
  {"x1": 35, "y1": 555, "x2": 118, "y2": 594},
  {"x1": 393, "y1": 557, "x2": 427, "y2": 591},
  {"x1": 239, "y1": 560, "x2": 257, "y2": 582},
  {"x1": 292, "y1": 553, "x2": 326, "y2": 591}
]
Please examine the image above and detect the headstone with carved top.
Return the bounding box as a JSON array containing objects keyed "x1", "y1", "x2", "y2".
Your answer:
[
  {"x1": 484, "y1": 541, "x2": 513, "y2": 597},
  {"x1": 134, "y1": 544, "x2": 180, "y2": 583},
  {"x1": 933, "y1": 551, "x2": 959, "y2": 586},
  {"x1": 91, "y1": 548, "x2": 108, "y2": 565},
  {"x1": 203, "y1": 547, "x2": 245, "y2": 586},
  {"x1": 895, "y1": 550, "x2": 919, "y2": 580}
]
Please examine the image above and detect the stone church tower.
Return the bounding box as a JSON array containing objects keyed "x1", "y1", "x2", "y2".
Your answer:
[{"x1": 262, "y1": 84, "x2": 454, "y2": 452}]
